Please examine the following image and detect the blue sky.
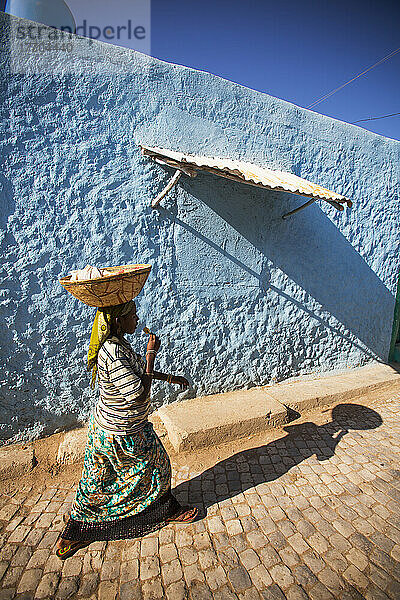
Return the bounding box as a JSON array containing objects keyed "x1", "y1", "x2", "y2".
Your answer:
[{"x1": 151, "y1": 0, "x2": 400, "y2": 141}]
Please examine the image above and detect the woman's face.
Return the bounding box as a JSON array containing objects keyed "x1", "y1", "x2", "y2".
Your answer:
[{"x1": 119, "y1": 303, "x2": 139, "y2": 334}]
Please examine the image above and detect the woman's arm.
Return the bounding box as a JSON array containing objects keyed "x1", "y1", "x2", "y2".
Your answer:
[
  {"x1": 139, "y1": 334, "x2": 189, "y2": 393},
  {"x1": 136, "y1": 333, "x2": 161, "y2": 400},
  {"x1": 152, "y1": 371, "x2": 189, "y2": 389}
]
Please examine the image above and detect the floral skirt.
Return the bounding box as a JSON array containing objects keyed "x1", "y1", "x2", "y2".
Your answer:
[{"x1": 61, "y1": 413, "x2": 181, "y2": 541}]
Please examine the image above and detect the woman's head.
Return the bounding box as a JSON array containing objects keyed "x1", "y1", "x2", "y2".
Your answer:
[
  {"x1": 105, "y1": 300, "x2": 138, "y2": 337},
  {"x1": 115, "y1": 302, "x2": 139, "y2": 336}
]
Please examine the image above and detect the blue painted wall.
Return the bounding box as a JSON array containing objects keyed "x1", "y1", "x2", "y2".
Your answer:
[{"x1": 1, "y1": 13, "x2": 399, "y2": 444}]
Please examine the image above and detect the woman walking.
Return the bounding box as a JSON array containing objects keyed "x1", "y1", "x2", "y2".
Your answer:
[{"x1": 55, "y1": 299, "x2": 197, "y2": 559}]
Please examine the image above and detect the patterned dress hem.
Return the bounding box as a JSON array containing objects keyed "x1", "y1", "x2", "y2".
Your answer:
[{"x1": 61, "y1": 490, "x2": 181, "y2": 541}]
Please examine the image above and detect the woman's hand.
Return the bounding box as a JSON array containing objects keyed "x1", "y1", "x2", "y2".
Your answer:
[
  {"x1": 174, "y1": 375, "x2": 189, "y2": 390},
  {"x1": 146, "y1": 333, "x2": 161, "y2": 354}
]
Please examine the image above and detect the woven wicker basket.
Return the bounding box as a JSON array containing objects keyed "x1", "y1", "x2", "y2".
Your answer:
[{"x1": 59, "y1": 264, "x2": 151, "y2": 308}]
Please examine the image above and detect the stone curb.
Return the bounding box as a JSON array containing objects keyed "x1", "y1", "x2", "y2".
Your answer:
[
  {"x1": 263, "y1": 362, "x2": 400, "y2": 413},
  {"x1": 57, "y1": 426, "x2": 89, "y2": 465},
  {"x1": 157, "y1": 388, "x2": 289, "y2": 453},
  {"x1": 0, "y1": 445, "x2": 36, "y2": 480},
  {"x1": 157, "y1": 362, "x2": 400, "y2": 453}
]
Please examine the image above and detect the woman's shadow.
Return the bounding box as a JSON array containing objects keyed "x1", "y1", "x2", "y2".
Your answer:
[{"x1": 172, "y1": 404, "x2": 383, "y2": 517}]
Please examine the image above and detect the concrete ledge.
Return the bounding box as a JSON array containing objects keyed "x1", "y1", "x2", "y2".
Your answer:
[
  {"x1": 155, "y1": 362, "x2": 400, "y2": 453},
  {"x1": 57, "y1": 426, "x2": 88, "y2": 465},
  {"x1": 264, "y1": 363, "x2": 400, "y2": 413},
  {"x1": 157, "y1": 388, "x2": 288, "y2": 453},
  {"x1": 0, "y1": 445, "x2": 36, "y2": 480}
]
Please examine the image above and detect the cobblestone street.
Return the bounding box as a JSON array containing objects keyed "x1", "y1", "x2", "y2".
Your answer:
[{"x1": 1, "y1": 395, "x2": 400, "y2": 600}]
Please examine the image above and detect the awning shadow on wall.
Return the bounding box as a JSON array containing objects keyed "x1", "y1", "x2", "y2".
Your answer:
[
  {"x1": 160, "y1": 169, "x2": 393, "y2": 360},
  {"x1": 157, "y1": 210, "x2": 379, "y2": 363}
]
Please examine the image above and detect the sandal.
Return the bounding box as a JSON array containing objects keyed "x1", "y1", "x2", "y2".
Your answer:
[
  {"x1": 166, "y1": 506, "x2": 198, "y2": 523},
  {"x1": 55, "y1": 539, "x2": 91, "y2": 560}
]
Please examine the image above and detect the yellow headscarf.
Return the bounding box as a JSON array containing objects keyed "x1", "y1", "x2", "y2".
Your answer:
[{"x1": 87, "y1": 300, "x2": 136, "y2": 389}]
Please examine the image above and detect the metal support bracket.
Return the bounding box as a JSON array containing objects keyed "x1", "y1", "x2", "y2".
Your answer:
[
  {"x1": 282, "y1": 198, "x2": 317, "y2": 219},
  {"x1": 150, "y1": 155, "x2": 198, "y2": 208},
  {"x1": 152, "y1": 169, "x2": 184, "y2": 208}
]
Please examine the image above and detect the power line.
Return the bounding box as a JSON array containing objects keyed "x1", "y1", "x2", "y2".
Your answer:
[
  {"x1": 306, "y1": 46, "x2": 400, "y2": 110},
  {"x1": 352, "y1": 111, "x2": 400, "y2": 123}
]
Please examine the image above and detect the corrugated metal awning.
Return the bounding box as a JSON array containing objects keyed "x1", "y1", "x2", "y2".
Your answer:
[{"x1": 140, "y1": 144, "x2": 352, "y2": 218}]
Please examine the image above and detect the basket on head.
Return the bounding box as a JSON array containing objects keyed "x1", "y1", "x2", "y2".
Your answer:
[{"x1": 59, "y1": 264, "x2": 152, "y2": 308}]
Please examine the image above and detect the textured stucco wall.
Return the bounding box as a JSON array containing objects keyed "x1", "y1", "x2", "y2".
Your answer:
[{"x1": 1, "y1": 13, "x2": 399, "y2": 444}]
